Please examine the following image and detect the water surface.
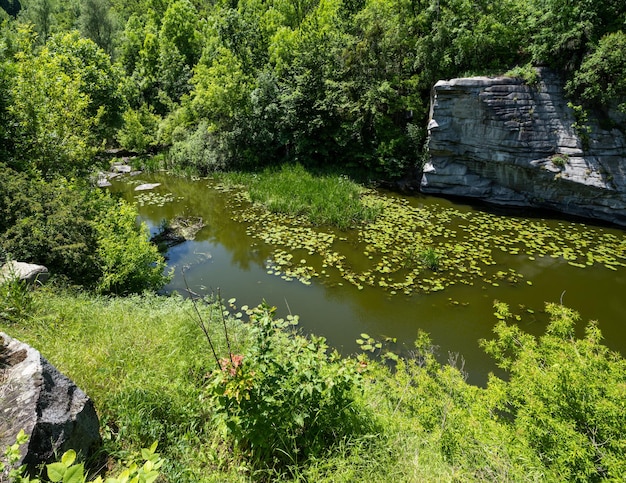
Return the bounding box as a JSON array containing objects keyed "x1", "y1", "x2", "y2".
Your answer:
[{"x1": 110, "y1": 173, "x2": 626, "y2": 385}]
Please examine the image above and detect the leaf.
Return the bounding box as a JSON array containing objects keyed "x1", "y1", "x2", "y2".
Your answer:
[
  {"x1": 16, "y1": 429, "x2": 28, "y2": 445},
  {"x1": 47, "y1": 462, "x2": 67, "y2": 482},
  {"x1": 62, "y1": 450, "x2": 77, "y2": 467},
  {"x1": 62, "y1": 463, "x2": 84, "y2": 483}
]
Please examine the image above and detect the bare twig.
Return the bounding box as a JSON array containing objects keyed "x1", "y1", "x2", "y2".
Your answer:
[
  {"x1": 182, "y1": 269, "x2": 221, "y2": 370},
  {"x1": 217, "y1": 288, "x2": 233, "y2": 366}
]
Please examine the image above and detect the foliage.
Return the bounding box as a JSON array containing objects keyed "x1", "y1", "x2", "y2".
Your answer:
[
  {"x1": 566, "y1": 30, "x2": 626, "y2": 112},
  {"x1": 93, "y1": 199, "x2": 169, "y2": 294},
  {"x1": 116, "y1": 106, "x2": 161, "y2": 153},
  {"x1": 206, "y1": 301, "x2": 367, "y2": 469},
  {"x1": 1, "y1": 431, "x2": 163, "y2": 483},
  {"x1": 550, "y1": 153, "x2": 569, "y2": 168},
  {"x1": 482, "y1": 302, "x2": 626, "y2": 481},
  {"x1": 3, "y1": 287, "x2": 626, "y2": 481},
  {"x1": 0, "y1": 274, "x2": 33, "y2": 324},
  {"x1": 7, "y1": 28, "x2": 96, "y2": 175},
  {"x1": 78, "y1": 0, "x2": 117, "y2": 55},
  {"x1": 506, "y1": 63, "x2": 540, "y2": 86},
  {"x1": 167, "y1": 121, "x2": 228, "y2": 174},
  {"x1": 0, "y1": 164, "x2": 168, "y2": 293},
  {"x1": 526, "y1": 0, "x2": 626, "y2": 71},
  {"x1": 419, "y1": 247, "x2": 441, "y2": 271},
  {"x1": 567, "y1": 102, "x2": 592, "y2": 150},
  {"x1": 6, "y1": 29, "x2": 126, "y2": 175},
  {"x1": 222, "y1": 163, "x2": 381, "y2": 229}
]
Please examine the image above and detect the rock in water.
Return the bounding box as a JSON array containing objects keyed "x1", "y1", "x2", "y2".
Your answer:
[
  {"x1": 422, "y1": 68, "x2": 626, "y2": 226},
  {"x1": 0, "y1": 332, "x2": 101, "y2": 474},
  {"x1": 134, "y1": 183, "x2": 161, "y2": 191}
]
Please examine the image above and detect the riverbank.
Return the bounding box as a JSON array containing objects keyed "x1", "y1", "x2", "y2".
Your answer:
[{"x1": 2, "y1": 287, "x2": 624, "y2": 481}]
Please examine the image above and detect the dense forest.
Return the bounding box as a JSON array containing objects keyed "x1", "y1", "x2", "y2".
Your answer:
[
  {"x1": 1, "y1": 0, "x2": 626, "y2": 179},
  {"x1": 1, "y1": 0, "x2": 625, "y2": 287},
  {"x1": 1, "y1": 0, "x2": 626, "y2": 481}
]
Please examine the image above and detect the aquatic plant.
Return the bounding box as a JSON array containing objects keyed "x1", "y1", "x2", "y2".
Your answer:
[
  {"x1": 420, "y1": 247, "x2": 441, "y2": 271},
  {"x1": 221, "y1": 164, "x2": 381, "y2": 230},
  {"x1": 233, "y1": 188, "x2": 626, "y2": 296}
]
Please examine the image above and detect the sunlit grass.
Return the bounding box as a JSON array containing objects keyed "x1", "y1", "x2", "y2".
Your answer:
[
  {"x1": 221, "y1": 163, "x2": 381, "y2": 230},
  {"x1": 2, "y1": 288, "x2": 251, "y2": 481},
  {"x1": 4, "y1": 288, "x2": 611, "y2": 481}
]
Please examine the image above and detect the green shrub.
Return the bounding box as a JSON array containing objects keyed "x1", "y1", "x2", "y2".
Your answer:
[
  {"x1": 482, "y1": 303, "x2": 626, "y2": 481},
  {"x1": 206, "y1": 302, "x2": 366, "y2": 469},
  {"x1": 168, "y1": 122, "x2": 229, "y2": 174},
  {"x1": 93, "y1": 200, "x2": 169, "y2": 294},
  {"x1": 550, "y1": 153, "x2": 569, "y2": 168},
  {"x1": 506, "y1": 64, "x2": 540, "y2": 86},
  {"x1": 0, "y1": 164, "x2": 168, "y2": 293}
]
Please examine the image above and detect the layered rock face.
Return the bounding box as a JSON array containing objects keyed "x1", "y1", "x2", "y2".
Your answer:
[
  {"x1": 0, "y1": 333, "x2": 101, "y2": 474},
  {"x1": 421, "y1": 69, "x2": 626, "y2": 226}
]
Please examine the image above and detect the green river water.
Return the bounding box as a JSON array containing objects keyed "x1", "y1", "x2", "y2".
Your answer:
[{"x1": 110, "y1": 173, "x2": 626, "y2": 385}]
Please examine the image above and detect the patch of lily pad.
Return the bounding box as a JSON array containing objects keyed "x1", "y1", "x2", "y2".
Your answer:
[
  {"x1": 227, "y1": 188, "x2": 626, "y2": 295},
  {"x1": 134, "y1": 191, "x2": 182, "y2": 207}
]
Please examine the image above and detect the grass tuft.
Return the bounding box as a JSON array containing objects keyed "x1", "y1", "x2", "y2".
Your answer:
[{"x1": 221, "y1": 164, "x2": 381, "y2": 230}]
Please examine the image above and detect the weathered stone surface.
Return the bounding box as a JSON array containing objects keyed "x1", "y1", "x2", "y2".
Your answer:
[
  {"x1": 421, "y1": 69, "x2": 626, "y2": 226},
  {"x1": 151, "y1": 216, "x2": 205, "y2": 248},
  {"x1": 134, "y1": 183, "x2": 161, "y2": 191},
  {"x1": 0, "y1": 261, "x2": 49, "y2": 285},
  {"x1": 0, "y1": 333, "x2": 101, "y2": 474}
]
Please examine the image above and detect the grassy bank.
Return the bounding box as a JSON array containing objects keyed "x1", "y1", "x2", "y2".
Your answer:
[
  {"x1": 2, "y1": 287, "x2": 625, "y2": 481},
  {"x1": 220, "y1": 164, "x2": 381, "y2": 230}
]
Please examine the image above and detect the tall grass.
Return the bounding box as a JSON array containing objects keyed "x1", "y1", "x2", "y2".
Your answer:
[
  {"x1": 221, "y1": 164, "x2": 381, "y2": 229},
  {"x1": 2, "y1": 288, "x2": 251, "y2": 481},
  {"x1": 4, "y1": 289, "x2": 612, "y2": 482}
]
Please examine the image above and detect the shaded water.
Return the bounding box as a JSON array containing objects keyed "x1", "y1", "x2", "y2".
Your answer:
[{"x1": 110, "y1": 173, "x2": 626, "y2": 385}]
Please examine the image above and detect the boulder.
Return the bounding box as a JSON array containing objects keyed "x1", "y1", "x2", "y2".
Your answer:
[
  {"x1": 0, "y1": 332, "x2": 101, "y2": 475},
  {"x1": 0, "y1": 261, "x2": 49, "y2": 285},
  {"x1": 421, "y1": 68, "x2": 626, "y2": 226},
  {"x1": 151, "y1": 216, "x2": 205, "y2": 249}
]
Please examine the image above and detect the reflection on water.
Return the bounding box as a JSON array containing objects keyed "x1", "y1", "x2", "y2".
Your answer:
[{"x1": 109, "y1": 173, "x2": 626, "y2": 385}]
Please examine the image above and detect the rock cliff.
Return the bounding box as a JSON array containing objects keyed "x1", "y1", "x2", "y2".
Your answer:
[
  {"x1": 421, "y1": 69, "x2": 626, "y2": 226},
  {"x1": 0, "y1": 332, "x2": 101, "y2": 475}
]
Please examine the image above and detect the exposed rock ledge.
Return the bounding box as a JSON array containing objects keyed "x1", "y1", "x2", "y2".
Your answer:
[
  {"x1": 0, "y1": 333, "x2": 101, "y2": 475},
  {"x1": 421, "y1": 69, "x2": 626, "y2": 226}
]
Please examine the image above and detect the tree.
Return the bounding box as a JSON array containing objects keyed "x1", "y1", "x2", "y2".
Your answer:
[
  {"x1": 79, "y1": 0, "x2": 116, "y2": 55},
  {"x1": 20, "y1": 0, "x2": 56, "y2": 42},
  {"x1": 566, "y1": 30, "x2": 626, "y2": 112},
  {"x1": 8, "y1": 30, "x2": 126, "y2": 175},
  {"x1": 527, "y1": 0, "x2": 626, "y2": 71}
]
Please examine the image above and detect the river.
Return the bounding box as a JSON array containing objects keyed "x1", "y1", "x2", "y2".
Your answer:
[{"x1": 109, "y1": 172, "x2": 626, "y2": 385}]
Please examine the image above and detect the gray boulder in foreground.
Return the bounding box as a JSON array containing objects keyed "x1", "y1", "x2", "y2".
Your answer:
[
  {"x1": 0, "y1": 332, "x2": 101, "y2": 474},
  {"x1": 422, "y1": 68, "x2": 626, "y2": 226},
  {"x1": 0, "y1": 261, "x2": 49, "y2": 286}
]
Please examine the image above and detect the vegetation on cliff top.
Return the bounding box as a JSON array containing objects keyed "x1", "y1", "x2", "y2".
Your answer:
[{"x1": 0, "y1": 0, "x2": 625, "y2": 180}]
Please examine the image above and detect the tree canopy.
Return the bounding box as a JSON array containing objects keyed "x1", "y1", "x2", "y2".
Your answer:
[{"x1": 1, "y1": 0, "x2": 623, "y2": 178}]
